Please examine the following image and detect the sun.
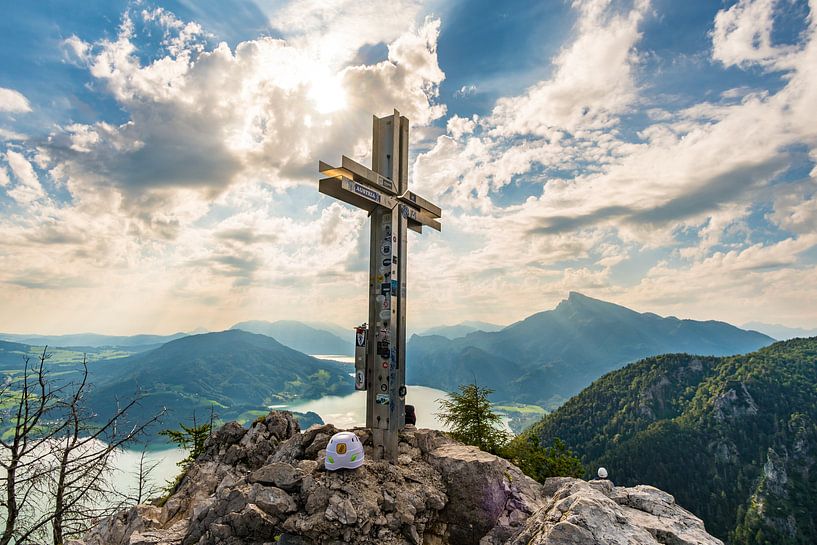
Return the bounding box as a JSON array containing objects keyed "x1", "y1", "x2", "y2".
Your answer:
[{"x1": 308, "y1": 71, "x2": 347, "y2": 114}]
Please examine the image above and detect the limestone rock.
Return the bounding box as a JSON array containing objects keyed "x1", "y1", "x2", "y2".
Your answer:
[
  {"x1": 507, "y1": 479, "x2": 724, "y2": 545},
  {"x1": 75, "y1": 411, "x2": 723, "y2": 545},
  {"x1": 249, "y1": 462, "x2": 303, "y2": 490}
]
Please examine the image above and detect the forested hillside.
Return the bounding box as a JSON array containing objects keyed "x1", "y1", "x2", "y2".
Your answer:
[{"x1": 528, "y1": 338, "x2": 817, "y2": 544}]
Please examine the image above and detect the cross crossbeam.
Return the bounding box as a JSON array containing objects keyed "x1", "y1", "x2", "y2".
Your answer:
[{"x1": 317, "y1": 110, "x2": 442, "y2": 461}]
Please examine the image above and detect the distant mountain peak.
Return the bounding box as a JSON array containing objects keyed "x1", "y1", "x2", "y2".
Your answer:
[{"x1": 563, "y1": 291, "x2": 621, "y2": 306}]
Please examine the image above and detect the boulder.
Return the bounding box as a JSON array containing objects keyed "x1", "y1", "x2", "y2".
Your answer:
[{"x1": 507, "y1": 479, "x2": 724, "y2": 545}]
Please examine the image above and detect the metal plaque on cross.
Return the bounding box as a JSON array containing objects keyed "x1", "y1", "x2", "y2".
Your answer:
[{"x1": 317, "y1": 110, "x2": 441, "y2": 462}]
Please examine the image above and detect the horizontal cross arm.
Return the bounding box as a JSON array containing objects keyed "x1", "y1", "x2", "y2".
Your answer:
[
  {"x1": 319, "y1": 177, "x2": 396, "y2": 213},
  {"x1": 319, "y1": 157, "x2": 397, "y2": 195},
  {"x1": 398, "y1": 191, "x2": 442, "y2": 219},
  {"x1": 401, "y1": 204, "x2": 442, "y2": 232}
]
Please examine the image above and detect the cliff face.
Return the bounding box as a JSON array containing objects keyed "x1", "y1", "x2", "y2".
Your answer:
[{"x1": 75, "y1": 411, "x2": 723, "y2": 545}]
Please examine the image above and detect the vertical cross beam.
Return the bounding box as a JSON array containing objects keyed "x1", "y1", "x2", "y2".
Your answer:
[
  {"x1": 317, "y1": 109, "x2": 440, "y2": 463},
  {"x1": 367, "y1": 111, "x2": 409, "y2": 461}
]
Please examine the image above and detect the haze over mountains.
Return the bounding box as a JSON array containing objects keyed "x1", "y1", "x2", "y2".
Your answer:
[
  {"x1": 407, "y1": 292, "x2": 773, "y2": 407},
  {"x1": 0, "y1": 331, "x2": 191, "y2": 351},
  {"x1": 415, "y1": 320, "x2": 504, "y2": 339},
  {"x1": 230, "y1": 320, "x2": 352, "y2": 355},
  {"x1": 741, "y1": 321, "x2": 817, "y2": 341}
]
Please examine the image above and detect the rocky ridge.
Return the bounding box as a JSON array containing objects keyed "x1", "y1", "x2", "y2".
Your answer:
[{"x1": 76, "y1": 411, "x2": 723, "y2": 545}]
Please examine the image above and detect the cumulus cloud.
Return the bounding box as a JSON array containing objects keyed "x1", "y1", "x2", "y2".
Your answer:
[
  {"x1": 0, "y1": 4, "x2": 447, "y2": 332},
  {"x1": 2, "y1": 0, "x2": 817, "y2": 334},
  {"x1": 490, "y1": 0, "x2": 648, "y2": 135},
  {"x1": 267, "y1": 0, "x2": 425, "y2": 67},
  {"x1": 0, "y1": 87, "x2": 32, "y2": 113},
  {"x1": 3, "y1": 150, "x2": 45, "y2": 203},
  {"x1": 406, "y1": 0, "x2": 817, "y2": 328},
  {"x1": 42, "y1": 7, "x2": 444, "y2": 238},
  {"x1": 711, "y1": 0, "x2": 800, "y2": 69}
]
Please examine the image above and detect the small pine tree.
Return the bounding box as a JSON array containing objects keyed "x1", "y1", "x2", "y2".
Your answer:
[
  {"x1": 436, "y1": 383, "x2": 509, "y2": 453},
  {"x1": 159, "y1": 408, "x2": 214, "y2": 472}
]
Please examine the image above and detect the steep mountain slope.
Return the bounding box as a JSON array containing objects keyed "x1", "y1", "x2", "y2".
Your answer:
[
  {"x1": 407, "y1": 334, "x2": 526, "y2": 399},
  {"x1": 231, "y1": 320, "x2": 351, "y2": 355},
  {"x1": 528, "y1": 338, "x2": 817, "y2": 545},
  {"x1": 88, "y1": 330, "x2": 354, "y2": 425},
  {"x1": 407, "y1": 292, "x2": 773, "y2": 407}
]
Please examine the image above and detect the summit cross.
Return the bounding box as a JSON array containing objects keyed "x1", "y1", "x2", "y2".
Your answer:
[{"x1": 318, "y1": 110, "x2": 442, "y2": 462}]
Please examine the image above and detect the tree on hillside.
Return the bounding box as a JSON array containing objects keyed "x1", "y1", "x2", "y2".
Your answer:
[
  {"x1": 501, "y1": 434, "x2": 584, "y2": 482},
  {"x1": 436, "y1": 383, "x2": 509, "y2": 454},
  {"x1": 160, "y1": 407, "x2": 215, "y2": 472},
  {"x1": 159, "y1": 407, "x2": 216, "y2": 499}
]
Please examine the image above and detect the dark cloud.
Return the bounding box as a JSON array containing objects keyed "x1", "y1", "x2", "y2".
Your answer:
[
  {"x1": 631, "y1": 159, "x2": 787, "y2": 225},
  {"x1": 529, "y1": 157, "x2": 788, "y2": 235},
  {"x1": 214, "y1": 228, "x2": 277, "y2": 244},
  {"x1": 4, "y1": 274, "x2": 92, "y2": 289}
]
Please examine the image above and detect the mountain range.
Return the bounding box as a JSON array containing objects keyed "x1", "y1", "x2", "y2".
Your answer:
[
  {"x1": 414, "y1": 320, "x2": 504, "y2": 339},
  {"x1": 741, "y1": 321, "x2": 817, "y2": 340},
  {"x1": 230, "y1": 320, "x2": 352, "y2": 355},
  {"x1": 86, "y1": 329, "x2": 354, "y2": 428},
  {"x1": 527, "y1": 337, "x2": 817, "y2": 545},
  {"x1": 407, "y1": 292, "x2": 773, "y2": 407},
  {"x1": 0, "y1": 331, "x2": 191, "y2": 351}
]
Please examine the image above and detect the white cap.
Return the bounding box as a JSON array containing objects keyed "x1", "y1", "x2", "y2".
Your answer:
[{"x1": 598, "y1": 467, "x2": 608, "y2": 479}]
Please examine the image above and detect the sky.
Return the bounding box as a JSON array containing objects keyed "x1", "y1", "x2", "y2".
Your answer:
[{"x1": 0, "y1": 0, "x2": 816, "y2": 335}]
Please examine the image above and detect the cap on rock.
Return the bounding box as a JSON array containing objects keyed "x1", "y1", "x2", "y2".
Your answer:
[{"x1": 325, "y1": 431, "x2": 365, "y2": 471}]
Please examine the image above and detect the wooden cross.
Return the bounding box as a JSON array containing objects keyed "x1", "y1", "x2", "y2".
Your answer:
[{"x1": 318, "y1": 110, "x2": 442, "y2": 461}]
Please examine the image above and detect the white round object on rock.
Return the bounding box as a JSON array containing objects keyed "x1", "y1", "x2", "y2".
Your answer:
[
  {"x1": 325, "y1": 431, "x2": 365, "y2": 471},
  {"x1": 598, "y1": 467, "x2": 608, "y2": 479}
]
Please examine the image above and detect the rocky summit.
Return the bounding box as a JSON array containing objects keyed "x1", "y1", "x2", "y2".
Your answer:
[{"x1": 75, "y1": 411, "x2": 723, "y2": 545}]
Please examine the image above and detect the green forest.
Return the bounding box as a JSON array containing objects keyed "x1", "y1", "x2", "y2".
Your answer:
[{"x1": 526, "y1": 338, "x2": 817, "y2": 545}]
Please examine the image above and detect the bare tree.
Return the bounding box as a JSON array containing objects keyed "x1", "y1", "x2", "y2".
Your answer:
[
  {"x1": 0, "y1": 350, "x2": 164, "y2": 545},
  {"x1": 48, "y1": 357, "x2": 164, "y2": 545},
  {"x1": 0, "y1": 348, "x2": 66, "y2": 545},
  {"x1": 128, "y1": 445, "x2": 162, "y2": 505}
]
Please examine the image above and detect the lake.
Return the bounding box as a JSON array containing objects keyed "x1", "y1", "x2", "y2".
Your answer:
[
  {"x1": 295, "y1": 354, "x2": 511, "y2": 431},
  {"x1": 113, "y1": 358, "x2": 453, "y2": 496}
]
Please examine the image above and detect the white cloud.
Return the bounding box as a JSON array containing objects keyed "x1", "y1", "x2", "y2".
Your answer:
[
  {"x1": 3, "y1": 0, "x2": 817, "y2": 334},
  {"x1": 61, "y1": 35, "x2": 90, "y2": 65},
  {"x1": 454, "y1": 84, "x2": 476, "y2": 98},
  {"x1": 267, "y1": 0, "x2": 425, "y2": 67},
  {"x1": 0, "y1": 127, "x2": 27, "y2": 141},
  {"x1": 0, "y1": 5, "x2": 448, "y2": 333},
  {"x1": 711, "y1": 0, "x2": 799, "y2": 69},
  {"x1": 490, "y1": 0, "x2": 648, "y2": 136},
  {"x1": 40, "y1": 9, "x2": 445, "y2": 240},
  {"x1": 4, "y1": 150, "x2": 44, "y2": 203},
  {"x1": 446, "y1": 115, "x2": 476, "y2": 139},
  {"x1": 0, "y1": 87, "x2": 32, "y2": 113}
]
